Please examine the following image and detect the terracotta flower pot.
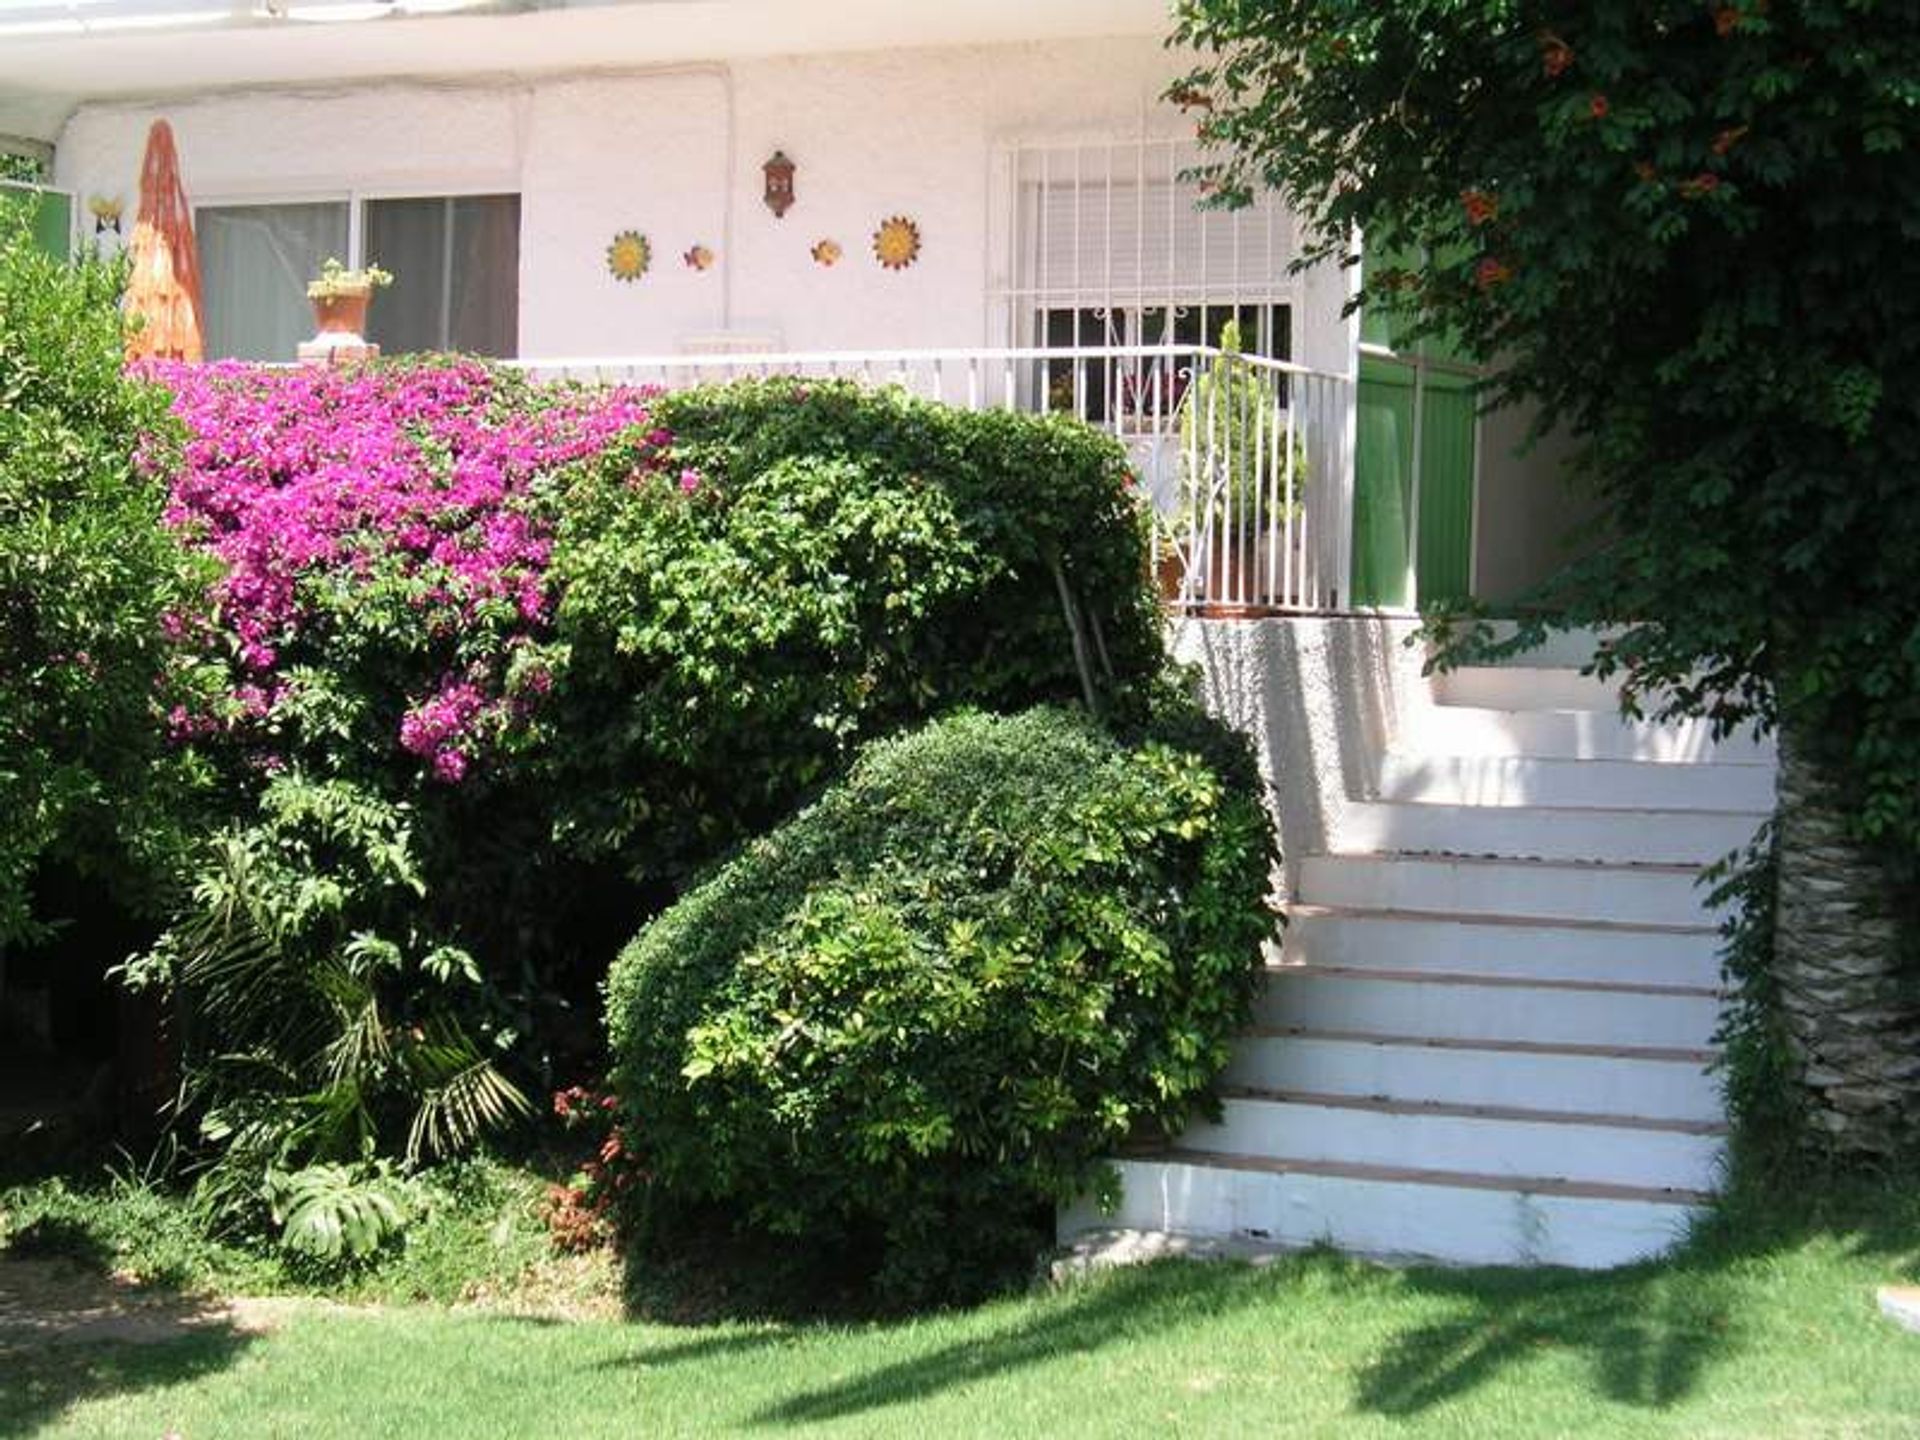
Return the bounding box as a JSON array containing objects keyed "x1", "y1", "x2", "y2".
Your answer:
[{"x1": 311, "y1": 288, "x2": 372, "y2": 339}]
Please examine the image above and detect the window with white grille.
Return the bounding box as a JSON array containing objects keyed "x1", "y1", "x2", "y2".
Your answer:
[{"x1": 991, "y1": 139, "x2": 1299, "y2": 425}]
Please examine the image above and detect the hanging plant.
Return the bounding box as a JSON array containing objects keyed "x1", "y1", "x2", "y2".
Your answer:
[
  {"x1": 607, "y1": 231, "x2": 651, "y2": 282},
  {"x1": 871, "y1": 216, "x2": 921, "y2": 271}
]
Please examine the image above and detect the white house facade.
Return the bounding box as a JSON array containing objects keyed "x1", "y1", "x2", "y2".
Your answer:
[
  {"x1": 2, "y1": 2, "x2": 1756, "y2": 1274},
  {"x1": 1, "y1": 0, "x2": 1595, "y2": 613}
]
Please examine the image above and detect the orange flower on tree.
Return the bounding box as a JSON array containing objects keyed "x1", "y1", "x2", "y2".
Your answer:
[
  {"x1": 1713, "y1": 6, "x2": 1740, "y2": 35},
  {"x1": 1712, "y1": 125, "x2": 1749, "y2": 156},
  {"x1": 1461, "y1": 189, "x2": 1499, "y2": 226},
  {"x1": 1538, "y1": 31, "x2": 1574, "y2": 77},
  {"x1": 1475, "y1": 257, "x2": 1513, "y2": 291},
  {"x1": 1678, "y1": 172, "x2": 1721, "y2": 199}
]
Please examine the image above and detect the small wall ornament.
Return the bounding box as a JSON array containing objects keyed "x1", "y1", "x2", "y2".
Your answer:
[
  {"x1": 762, "y1": 150, "x2": 796, "y2": 218},
  {"x1": 683, "y1": 243, "x2": 715, "y2": 271},
  {"x1": 872, "y1": 215, "x2": 921, "y2": 271},
  {"x1": 606, "y1": 230, "x2": 651, "y2": 282},
  {"x1": 810, "y1": 238, "x2": 842, "y2": 267},
  {"x1": 87, "y1": 195, "x2": 123, "y2": 236}
]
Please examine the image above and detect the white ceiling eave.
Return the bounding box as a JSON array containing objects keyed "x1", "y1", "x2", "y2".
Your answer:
[{"x1": 0, "y1": 0, "x2": 1175, "y2": 143}]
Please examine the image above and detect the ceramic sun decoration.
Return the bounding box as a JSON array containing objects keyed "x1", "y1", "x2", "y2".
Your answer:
[
  {"x1": 607, "y1": 230, "x2": 651, "y2": 282},
  {"x1": 683, "y1": 244, "x2": 714, "y2": 271},
  {"x1": 872, "y1": 215, "x2": 921, "y2": 271},
  {"x1": 810, "y1": 238, "x2": 842, "y2": 267}
]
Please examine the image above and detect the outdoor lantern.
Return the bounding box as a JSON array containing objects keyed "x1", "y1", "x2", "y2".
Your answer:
[{"x1": 762, "y1": 150, "x2": 796, "y2": 218}]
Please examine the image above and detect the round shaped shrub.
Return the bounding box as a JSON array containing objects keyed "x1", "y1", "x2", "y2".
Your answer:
[{"x1": 605, "y1": 705, "x2": 1275, "y2": 1306}]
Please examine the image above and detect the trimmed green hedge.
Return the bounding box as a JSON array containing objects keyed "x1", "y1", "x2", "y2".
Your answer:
[
  {"x1": 606, "y1": 706, "x2": 1275, "y2": 1306},
  {"x1": 545, "y1": 378, "x2": 1165, "y2": 878}
]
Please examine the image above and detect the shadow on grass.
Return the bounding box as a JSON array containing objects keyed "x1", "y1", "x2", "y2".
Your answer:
[
  {"x1": 1355, "y1": 1173, "x2": 1920, "y2": 1419},
  {"x1": 0, "y1": 1327, "x2": 259, "y2": 1438},
  {"x1": 751, "y1": 1259, "x2": 1279, "y2": 1427},
  {"x1": 743, "y1": 1174, "x2": 1920, "y2": 1429}
]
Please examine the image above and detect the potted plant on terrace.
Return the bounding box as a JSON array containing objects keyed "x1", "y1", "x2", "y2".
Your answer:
[
  {"x1": 306, "y1": 257, "x2": 392, "y2": 343},
  {"x1": 1165, "y1": 320, "x2": 1309, "y2": 612}
]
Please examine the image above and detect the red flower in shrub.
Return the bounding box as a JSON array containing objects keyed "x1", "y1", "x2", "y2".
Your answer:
[
  {"x1": 1679, "y1": 172, "x2": 1721, "y2": 199},
  {"x1": 1713, "y1": 6, "x2": 1740, "y2": 36},
  {"x1": 1475, "y1": 257, "x2": 1514, "y2": 291},
  {"x1": 1461, "y1": 189, "x2": 1499, "y2": 226},
  {"x1": 1712, "y1": 126, "x2": 1749, "y2": 156},
  {"x1": 1539, "y1": 32, "x2": 1574, "y2": 77},
  {"x1": 1589, "y1": 93, "x2": 1611, "y2": 120}
]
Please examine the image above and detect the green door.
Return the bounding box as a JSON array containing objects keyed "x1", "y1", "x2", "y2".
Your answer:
[
  {"x1": 1350, "y1": 243, "x2": 1477, "y2": 608},
  {"x1": 0, "y1": 182, "x2": 73, "y2": 262}
]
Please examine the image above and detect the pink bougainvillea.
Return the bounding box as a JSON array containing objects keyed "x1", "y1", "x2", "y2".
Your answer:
[{"x1": 144, "y1": 360, "x2": 661, "y2": 780}]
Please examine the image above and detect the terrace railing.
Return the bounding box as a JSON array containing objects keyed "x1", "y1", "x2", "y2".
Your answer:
[{"x1": 511, "y1": 345, "x2": 1356, "y2": 614}]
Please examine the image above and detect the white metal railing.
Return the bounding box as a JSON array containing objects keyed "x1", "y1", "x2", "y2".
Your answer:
[{"x1": 510, "y1": 344, "x2": 1356, "y2": 613}]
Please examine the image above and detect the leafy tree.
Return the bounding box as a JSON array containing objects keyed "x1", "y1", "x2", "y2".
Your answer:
[
  {"x1": 0, "y1": 225, "x2": 205, "y2": 946},
  {"x1": 1170, "y1": 0, "x2": 1920, "y2": 1155}
]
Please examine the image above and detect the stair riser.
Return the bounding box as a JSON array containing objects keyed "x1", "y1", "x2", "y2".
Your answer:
[
  {"x1": 1224, "y1": 1038, "x2": 1723, "y2": 1123},
  {"x1": 1283, "y1": 912, "x2": 1723, "y2": 988},
  {"x1": 1063, "y1": 1159, "x2": 1701, "y2": 1269},
  {"x1": 1300, "y1": 855, "x2": 1721, "y2": 928},
  {"x1": 1405, "y1": 706, "x2": 1774, "y2": 765},
  {"x1": 1433, "y1": 667, "x2": 1625, "y2": 711},
  {"x1": 1339, "y1": 801, "x2": 1765, "y2": 866},
  {"x1": 1376, "y1": 754, "x2": 1776, "y2": 811},
  {"x1": 1258, "y1": 973, "x2": 1723, "y2": 1051},
  {"x1": 1186, "y1": 1099, "x2": 1722, "y2": 1192}
]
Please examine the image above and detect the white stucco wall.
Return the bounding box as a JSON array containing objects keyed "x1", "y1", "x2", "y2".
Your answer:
[
  {"x1": 1170, "y1": 616, "x2": 1433, "y2": 896},
  {"x1": 1473, "y1": 402, "x2": 1607, "y2": 603},
  {"x1": 53, "y1": 38, "x2": 1352, "y2": 365}
]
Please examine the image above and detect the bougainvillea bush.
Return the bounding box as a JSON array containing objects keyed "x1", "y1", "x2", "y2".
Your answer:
[
  {"x1": 130, "y1": 359, "x2": 659, "y2": 1223},
  {"x1": 606, "y1": 706, "x2": 1274, "y2": 1308},
  {"x1": 131, "y1": 361, "x2": 1174, "y2": 1240}
]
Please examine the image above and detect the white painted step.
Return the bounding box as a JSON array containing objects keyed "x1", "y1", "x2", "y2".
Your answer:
[
  {"x1": 1300, "y1": 853, "x2": 1719, "y2": 927},
  {"x1": 1433, "y1": 666, "x2": 1625, "y2": 711},
  {"x1": 1405, "y1": 704, "x2": 1774, "y2": 765},
  {"x1": 1185, "y1": 1091, "x2": 1723, "y2": 1192},
  {"x1": 1376, "y1": 752, "x2": 1777, "y2": 811},
  {"x1": 1436, "y1": 624, "x2": 1620, "y2": 671},
  {"x1": 1281, "y1": 906, "x2": 1723, "y2": 989},
  {"x1": 1064, "y1": 1155, "x2": 1703, "y2": 1269},
  {"x1": 1257, "y1": 967, "x2": 1723, "y2": 1051},
  {"x1": 1225, "y1": 1031, "x2": 1722, "y2": 1124},
  {"x1": 1339, "y1": 799, "x2": 1764, "y2": 866}
]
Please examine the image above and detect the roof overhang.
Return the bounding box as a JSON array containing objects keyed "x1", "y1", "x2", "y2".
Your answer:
[{"x1": 0, "y1": 0, "x2": 1177, "y2": 142}]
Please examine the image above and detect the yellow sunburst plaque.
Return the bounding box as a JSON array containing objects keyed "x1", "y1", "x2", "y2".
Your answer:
[
  {"x1": 607, "y1": 230, "x2": 651, "y2": 282},
  {"x1": 871, "y1": 216, "x2": 921, "y2": 271}
]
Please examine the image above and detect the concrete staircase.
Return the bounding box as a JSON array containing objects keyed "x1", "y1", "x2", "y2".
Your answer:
[{"x1": 1066, "y1": 652, "x2": 1775, "y2": 1269}]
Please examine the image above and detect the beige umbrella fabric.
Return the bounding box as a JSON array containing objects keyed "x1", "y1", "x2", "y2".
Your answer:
[{"x1": 124, "y1": 119, "x2": 204, "y2": 363}]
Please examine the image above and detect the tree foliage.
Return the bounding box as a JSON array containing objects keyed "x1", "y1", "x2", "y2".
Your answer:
[
  {"x1": 1172, "y1": 1, "x2": 1920, "y2": 885},
  {"x1": 0, "y1": 226, "x2": 205, "y2": 945}
]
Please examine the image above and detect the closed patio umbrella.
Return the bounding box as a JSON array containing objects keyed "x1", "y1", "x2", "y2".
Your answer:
[{"x1": 124, "y1": 119, "x2": 204, "y2": 363}]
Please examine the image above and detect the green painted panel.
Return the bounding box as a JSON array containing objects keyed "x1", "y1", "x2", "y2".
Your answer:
[
  {"x1": 0, "y1": 184, "x2": 72, "y2": 261},
  {"x1": 1353, "y1": 354, "x2": 1415, "y2": 608},
  {"x1": 1415, "y1": 374, "x2": 1477, "y2": 606}
]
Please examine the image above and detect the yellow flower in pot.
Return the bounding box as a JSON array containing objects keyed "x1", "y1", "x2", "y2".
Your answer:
[{"x1": 306, "y1": 257, "x2": 393, "y2": 341}]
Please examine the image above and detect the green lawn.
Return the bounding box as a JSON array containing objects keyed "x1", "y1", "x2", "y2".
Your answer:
[{"x1": 7, "y1": 1198, "x2": 1918, "y2": 1440}]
